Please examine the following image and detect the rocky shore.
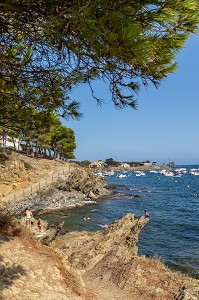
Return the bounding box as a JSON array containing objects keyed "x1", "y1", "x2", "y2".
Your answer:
[
  {"x1": 10, "y1": 167, "x2": 112, "y2": 216},
  {"x1": 1, "y1": 210, "x2": 199, "y2": 300},
  {"x1": 1, "y1": 155, "x2": 199, "y2": 300}
]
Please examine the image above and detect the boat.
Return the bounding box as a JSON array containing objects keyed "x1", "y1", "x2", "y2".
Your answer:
[
  {"x1": 174, "y1": 168, "x2": 187, "y2": 175},
  {"x1": 93, "y1": 172, "x2": 105, "y2": 177},
  {"x1": 164, "y1": 171, "x2": 174, "y2": 177},
  {"x1": 103, "y1": 171, "x2": 115, "y2": 176},
  {"x1": 159, "y1": 169, "x2": 167, "y2": 175},
  {"x1": 159, "y1": 169, "x2": 174, "y2": 177},
  {"x1": 135, "y1": 171, "x2": 146, "y2": 177},
  {"x1": 117, "y1": 173, "x2": 127, "y2": 178},
  {"x1": 189, "y1": 169, "x2": 199, "y2": 176},
  {"x1": 93, "y1": 171, "x2": 115, "y2": 177},
  {"x1": 173, "y1": 173, "x2": 182, "y2": 177}
]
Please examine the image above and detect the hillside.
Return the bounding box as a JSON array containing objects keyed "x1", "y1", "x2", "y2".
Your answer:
[{"x1": 0, "y1": 150, "x2": 70, "y2": 201}]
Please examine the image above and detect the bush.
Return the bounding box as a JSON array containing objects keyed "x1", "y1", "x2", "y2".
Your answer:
[
  {"x1": 23, "y1": 161, "x2": 33, "y2": 170},
  {"x1": 0, "y1": 204, "x2": 22, "y2": 235},
  {"x1": 0, "y1": 204, "x2": 14, "y2": 230}
]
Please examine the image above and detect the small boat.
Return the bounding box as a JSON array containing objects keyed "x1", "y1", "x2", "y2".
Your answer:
[
  {"x1": 159, "y1": 169, "x2": 167, "y2": 174},
  {"x1": 189, "y1": 169, "x2": 199, "y2": 176},
  {"x1": 117, "y1": 173, "x2": 127, "y2": 178},
  {"x1": 103, "y1": 171, "x2": 115, "y2": 176},
  {"x1": 173, "y1": 173, "x2": 182, "y2": 177},
  {"x1": 93, "y1": 172, "x2": 104, "y2": 177},
  {"x1": 159, "y1": 169, "x2": 174, "y2": 177},
  {"x1": 164, "y1": 171, "x2": 174, "y2": 177},
  {"x1": 135, "y1": 171, "x2": 146, "y2": 177},
  {"x1": 175, "y1": 168, "x2": 187, "y2": 175}
]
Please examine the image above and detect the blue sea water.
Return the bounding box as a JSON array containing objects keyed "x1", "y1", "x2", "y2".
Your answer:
[{"x1": 40, "y1": 165, "x2": 199, "y2": 279}]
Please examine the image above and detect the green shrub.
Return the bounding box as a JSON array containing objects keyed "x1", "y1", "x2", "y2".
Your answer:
[
  {"x1": 23, "y1": 161, "x2": 33, "y2": 170},
  {"x1": 0, "y1": 204, "x2": 13, "y2": 230}
]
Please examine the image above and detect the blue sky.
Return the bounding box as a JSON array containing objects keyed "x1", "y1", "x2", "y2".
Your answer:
[{"x1": 64, "y1": 34, "x2": 199, "y2": 165}]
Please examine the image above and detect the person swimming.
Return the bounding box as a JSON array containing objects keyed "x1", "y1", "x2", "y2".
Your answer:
[{"x1": 83, "y1": 216, "x2": 91, "y2": 220}]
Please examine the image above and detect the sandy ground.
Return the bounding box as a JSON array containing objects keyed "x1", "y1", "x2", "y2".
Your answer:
[{"x1": 0, "y1": 151, "x2": 72, "y2": 203}]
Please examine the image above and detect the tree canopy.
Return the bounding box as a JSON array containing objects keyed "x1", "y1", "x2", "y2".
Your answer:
[
  {"x1": 1, "y1": 0, "x2": 199, "y2": 126},
  {"x1": 0, "y1": 116, "x2": 76, "y2": 160}
]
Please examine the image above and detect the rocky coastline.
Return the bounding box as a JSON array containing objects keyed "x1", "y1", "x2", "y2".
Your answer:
[
  {"x1": 10, "y1": 167, "x2": 113, "y2": 216},
  {"x1": 1, "y1": 207, "x2": 199, "y2": 300},
  {"x1": 1, "y1": 162, "x2": 199, "y2": 300}
]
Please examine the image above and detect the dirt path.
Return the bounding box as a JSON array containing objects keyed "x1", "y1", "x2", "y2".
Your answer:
[
  {"x1": 1, "y1": 163, "x2": 75, "y2": 205},
  {"x1": 0, "y1": 231, "x2": 83, "y2": 300},
  {"x1": 2, "y1": 166, "x2": 71, "y2": 203}
]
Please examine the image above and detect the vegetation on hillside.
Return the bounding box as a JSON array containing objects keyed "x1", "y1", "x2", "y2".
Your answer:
[
  {"x1": 0, "y1": 203, "x2": 22, "y2": 236},
  {"x1": 0, "y1": 115, "x2": 76, "y2": 160}
]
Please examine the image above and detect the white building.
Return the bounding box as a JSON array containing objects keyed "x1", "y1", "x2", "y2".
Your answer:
[
  {"x1": 0, "y1": 135, "x2": 22, "y2": 150},
  {"x1": 120, "y1": 163, "x2": 130, "y2": 168},
  {"x1": 89, "y1": 161, "x2": 107, "y2": 168}
]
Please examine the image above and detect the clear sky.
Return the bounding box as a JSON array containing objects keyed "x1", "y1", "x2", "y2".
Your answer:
[{"x1": 64, "y1": 34, "x2": 199, "y2": 165}]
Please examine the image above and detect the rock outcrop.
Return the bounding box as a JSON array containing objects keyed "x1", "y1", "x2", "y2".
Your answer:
[
  {"x1": 1, "y1": 212, "x2": 199, "y2": 300},
  {"x1": 11, "y1": 168, "x2": 111, "y2": 215},
  {"x1": 38, "y1": 220, "x2": 65, "y2": 245},
  {"x1": 21, "y1": 217, "x2": 65, "y2": 246},
  {"x1": 55, "y1": 214, "x2": 149, "y2": 271}
]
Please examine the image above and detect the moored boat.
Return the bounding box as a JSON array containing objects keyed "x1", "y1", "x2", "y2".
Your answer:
[
  {"x1": 189, "y1": 168, "x2": 199, "y2": 176},
  {"x1": 135, "y1": 171, "x2": 146, "y2": 177},
  {"x1": 117, "y1": 173, "x2": 127, "y2": 178}
]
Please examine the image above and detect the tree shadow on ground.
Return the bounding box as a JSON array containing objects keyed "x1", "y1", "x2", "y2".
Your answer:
[
  {"x1": 0, "y1": 257, "x2": 26, "y2": 299},
  {"x1": 0, "y1": 151, "x2": 9, "y2": 166},
  {"x1": 0, "y1": 227, "x2": 21, "y2": 247},
  {"x1": 0, "y1": 234, "x2": 11, "y2": 246},
  {"x1": 0, "y1": 231, "x2": 26, "y2": 299}
]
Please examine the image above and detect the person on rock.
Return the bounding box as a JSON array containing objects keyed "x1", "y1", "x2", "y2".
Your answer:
[
  {"x1": 25, "y1": 208, "x2": 33, "y2": 225},
  {"x1": 144, "y1": 210, "x2": 149, "y2": 218},
  {"x1": 37, "y1": 218, "x2": 44, "y2": 232}
]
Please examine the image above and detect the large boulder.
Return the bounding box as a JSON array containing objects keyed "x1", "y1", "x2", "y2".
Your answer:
[{"x1": 62, "y1": 167, "x2": 109, "y2": 199}]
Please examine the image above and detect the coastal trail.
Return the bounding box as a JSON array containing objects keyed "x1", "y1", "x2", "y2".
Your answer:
[{"x1": 0, "y1": 160, "x2": 75, "y2": 206}]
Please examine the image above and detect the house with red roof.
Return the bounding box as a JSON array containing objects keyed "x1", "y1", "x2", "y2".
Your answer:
[{"x1": 89, "y1": 161, "x2": 107, "y2": 168}]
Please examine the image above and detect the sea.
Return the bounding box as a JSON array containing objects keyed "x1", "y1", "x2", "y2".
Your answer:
[{"x1": 40, "y1": 165, "x2": 199, "y2": 279}]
